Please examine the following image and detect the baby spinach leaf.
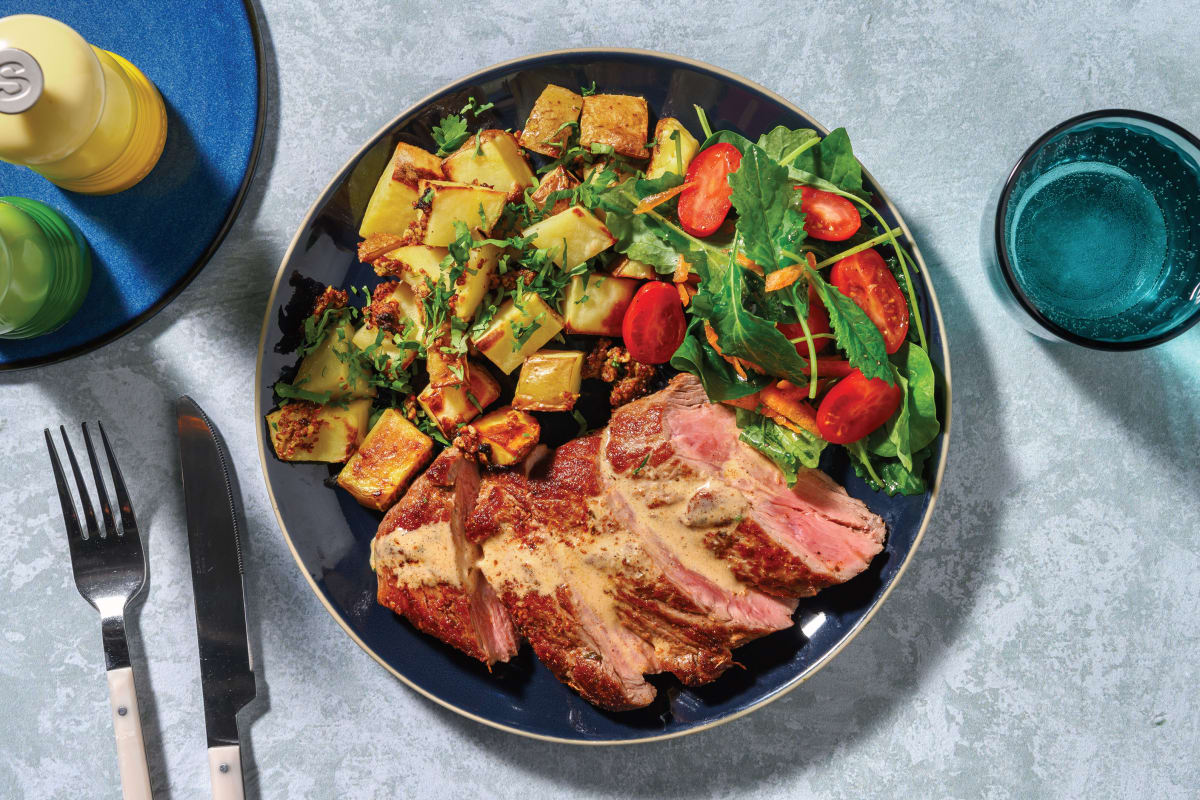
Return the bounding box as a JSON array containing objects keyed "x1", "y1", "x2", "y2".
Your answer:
[
  {"x1": 870, "y1": 343, "x2": 939, "y2": 466},
  {"x1": 699, "y1": 129, "x2": 755, "y2": 153},
  {"x1": 755, "y1": 126, "x2": 819, "y2": 162},
  {"x1": 790, "y1": 127, "x2": 862, "y2": 193},
  {"x1": 735, "y1": 408, "x2": 826, "y2": 485},
  {"x1": 848, "y1": 440, "x2": 929, "y2": 496},
  {"x1": 670, "y1": 327, "x2": 768, "y2": 401},
  {"x1": 807, "y1": 267, "x2": 892, "y2": 384}
]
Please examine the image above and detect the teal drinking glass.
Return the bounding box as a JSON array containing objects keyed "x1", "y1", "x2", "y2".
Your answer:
[{"x1": 988, "y1": 110, "x2": 1200, "y2": 349}]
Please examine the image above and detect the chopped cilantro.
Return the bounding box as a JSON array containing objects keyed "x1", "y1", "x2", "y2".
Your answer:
[
  {"x1": 581, "y1": 81, "x2": 597, "y2": 96},
  {"x1": 432, "y1": 114, "x2": 470, "y2": 156},
  {"x1": 572, "y1": 410, "x2": 589, "y2": 436},
  {"x1": 631, "y1": 451, "x2": 652, "y2": 475}
]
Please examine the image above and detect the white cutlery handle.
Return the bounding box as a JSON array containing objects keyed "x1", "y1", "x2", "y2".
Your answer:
[
  {"x1": 106, "y1": 667, "x2": 152, "y2": 800},
  {"x1": 208, "y1": 745, "x2": 245, "y2": 800}
]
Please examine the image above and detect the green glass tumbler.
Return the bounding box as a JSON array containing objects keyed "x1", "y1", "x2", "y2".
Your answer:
[{"x1": 0, "y1": 196, "x2": 91, "y2": 338}]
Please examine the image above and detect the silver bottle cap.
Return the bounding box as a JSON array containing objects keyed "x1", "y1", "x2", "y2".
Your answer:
[{"x1": 0, "y1": 48, "x2": 43, "y2": 114}]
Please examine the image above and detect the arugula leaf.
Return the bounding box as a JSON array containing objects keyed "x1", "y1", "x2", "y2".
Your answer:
[
  {"x1": 790, "y1": 127, "x2": 863, "y2": 193},
  {"x1": 729, "y1": 146, "x2": 807, "y2": 274},
  {"x1": 670, "y1": 326, "x2": 768, "y2": 401},
  {"x1": 432, "y1": 114, "x2": 470, "y2": 156},
  {"x1": 598, "y1": 178, "x2": 722, "y2": 275},
  {"x1": 690, "y1": 248, "x2": 811, "y2": 384},
  {"x1": 735, "y1": 408, "x2": 826, "y2": 486},
  {"x1": 755, "y1": 125, "x2": 819, "y2": 162},
  {"x1": 806, "y1": 267, "x2": 892, "y2": 384},
  {"x1": 869, "y1": 343, "x2": 939, "y2": 468}
]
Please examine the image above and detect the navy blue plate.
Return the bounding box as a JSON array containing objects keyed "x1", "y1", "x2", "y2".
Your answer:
[
  {"x1": 0, "y1": 0, "x2": 264, "y2": 370},
  {"x1": 255, "y1": 49, "x2": 952, "y2": 743}
]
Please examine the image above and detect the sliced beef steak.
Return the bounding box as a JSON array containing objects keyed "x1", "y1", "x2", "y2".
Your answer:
[
  {"x1": 467, "y1": 436, "x2": 795, "y2": 709},
  {"x1": 372, "y1": 448, "x2": 519, "y2": 665},
  {"x1": 603, "y1": 373, "x2": 887, "y2": 598}
]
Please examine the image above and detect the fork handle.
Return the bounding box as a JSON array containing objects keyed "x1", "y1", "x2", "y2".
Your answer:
[
  {"x1": 106, "y1": 667, "x2": 152, "y2": 800},
  {"x1": 208, "y1": 745, "x2": 245, "y2": 800}
]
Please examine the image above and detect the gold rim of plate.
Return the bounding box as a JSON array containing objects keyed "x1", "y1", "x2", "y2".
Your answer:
[{"x1": 253, "y1": 47, "x2": 955, "y2": 746}]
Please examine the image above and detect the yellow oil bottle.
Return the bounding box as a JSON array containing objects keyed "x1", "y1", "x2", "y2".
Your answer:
[{"x1": 0, "y1": 14, "x2": 167, "y2": 194}]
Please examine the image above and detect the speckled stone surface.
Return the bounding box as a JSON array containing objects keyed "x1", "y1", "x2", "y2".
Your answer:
[{"x1": 2, "y1": 1, "x2": 1198, "y2": 797}]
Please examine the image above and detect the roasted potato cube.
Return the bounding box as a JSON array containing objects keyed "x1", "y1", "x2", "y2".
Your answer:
[
  {"x1": 610, "y1": 257, "x2": 657, "y2": 279},
  {"x1": 442, "y1": 130, "x2": 536, "y2": 200},
  {"x1": 472, "y1": 292, "x2": 565, "y2": 374},
  {"x1": 408, "y1": 180, "x2": 507, "y2": 247},
  {"x1": 359, "y1": 142, "x2": 445, "y2": 238},
  {"x1": 522, "y1": 205, "x2": 615, "y2": 269},
  {"x1": 562, "y1": 274, "x2": 640, "y2": 337},
  {"x1": 266, "y1": 399, "x2": 371, "y2": 463},
  {"x1": 519, "y1": 84, "x2": 583, "y2": 157},
  {"x1": 530, "y1": 165, "x2": 579, "y2": 214},
  {"x1": 513, "y1": 350, "x2": 584, "y2": 412},
  {"x1": 336, "y1": 409, "x2": 434, "y2": 510},
  {"x1": 472, "y1": 407, "x2": 540, "y2": 466},
  {"x1": 579, "y1": 94, "x2": 650, "y2": 159},
  {"x1": 372, "y1": 244, "x2": 448, "y2": 283},
  {"x1": 293, "y1": 317, "x2": 375, "y2": 400},
  {"x1": 646, "y1": 117, "x2": 700, "y2": 180},
  {"x1": 352, "y1": 282, "x2": 423, "y2": 375},
  {"x1": 417, "y1": 360, "x2": 502, "y2": 436},
  {"x1": 453, "y1": 243, "x2": 499, "y2": 322}
]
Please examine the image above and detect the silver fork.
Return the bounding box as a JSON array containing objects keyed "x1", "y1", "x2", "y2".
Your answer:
[{"x1": 45, "y1": 423, "x2": 153, "y2": 800}]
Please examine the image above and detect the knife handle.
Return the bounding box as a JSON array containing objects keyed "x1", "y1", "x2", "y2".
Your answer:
[
  {"x1": 106, "y1": 667, "x2": 152, "y2": 800},
  {"x1": 208, "y1": 745, "x2": 245, "y2": 800}
]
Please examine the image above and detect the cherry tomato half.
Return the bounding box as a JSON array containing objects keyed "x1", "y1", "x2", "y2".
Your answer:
[
  {"x1": 777, "y1": 284, "x2": 832, "y2": 355},
  {"x1": 622, "y1": 281, "x2": 687, "y2": 364},
  {"x1": 815, "y1": 369, "x2": 903, "y2": 444},
  {"x1": 799, "y1": 186, "x2": 861, "y2": 241},
  {"x1": 830, "y1": 248, "x2": 909, "y2": 354},
  {"x1": 677, "y1": 143, "x2": 742, "y2": 237}
]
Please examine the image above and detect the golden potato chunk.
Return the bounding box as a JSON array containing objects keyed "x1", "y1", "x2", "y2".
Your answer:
[
  {"x1": 579, "y1": 94, "x2": 650, "y2": 159},
  {"x1": 408, "y1": 180, "x2": 507, "y2": 247},
  {"x1": 562, "y1": 274, "x2": 640, "y2": 337},
  {"x1": 359, "y1": 142, "x2": 445, "y2": 238},
  {"x1": 646, "y1": 117, "x2": 700, "y2": 180},
  {"x1": 472, "y1": 406, "x2": 540, "y2": 466},
  {"x1": 371, "y1": 244, "x2": 448, "y2": 282},
  {"x1": 452, "y1": 243, "x2": 499, "y2": 322},
  {"x1": 530, "y1": 165, "x2": 580, "y2": 214},
  {"x1": 351, "y1": 282, "x2": 423, "y2": 376},
  {"x1": 519, "y1": 84, "x2": 583, "y2": 157},
  {"x1": 266, "y1": 399, "x2": 371, "y2": 463},
  {"x1": 417, "y1": 360, "x2": 502, "y2": 436},
  {"x1": 522, "y1": 205, "x2": 615, "y2": 269},
  {"x1": 472, "y1": 292, "x2": 565, "y2": 374},
  {"x1": 513, "y1": 350, "x2": 584, "y2": 412},
  {"x1": 292, "y1": 317, "x2": 375, "y2": 400},
  {"x1": 442, "y1": 130, "x2": 536, "y2": 201},
  {"x1": 336, "y1": 409, "x2": 434, "y2": 510},
  {"x1": 610, "y1": 257, "x2": 656, "y2": 279}
]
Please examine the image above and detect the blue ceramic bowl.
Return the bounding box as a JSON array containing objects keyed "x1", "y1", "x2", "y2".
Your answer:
[{"x1": 255, "y1": 49, "x2": 952, "y2": 744}]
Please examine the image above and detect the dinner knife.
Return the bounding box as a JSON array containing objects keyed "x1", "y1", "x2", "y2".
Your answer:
[{"x1": 177, "y1": 397, "x2": 256, "y2": 800}]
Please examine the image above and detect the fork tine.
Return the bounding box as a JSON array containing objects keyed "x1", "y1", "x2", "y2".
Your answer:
[
  {"x1": 59, "y1": 426, "x2": 100, "y2": 540},
  {"x1": 44, "y1": 429, "x2": 86, "y2": 551},
  {"x1": 81, "y1": 422, "x2": 118, "y2": 539},
  {"x1": 97, "y1": 422, "x2": 138, "y2": 537}
]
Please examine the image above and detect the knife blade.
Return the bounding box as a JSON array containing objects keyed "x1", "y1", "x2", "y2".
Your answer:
[{"x1": 177, "y1": 396, "x2": 255, "y2": 800}]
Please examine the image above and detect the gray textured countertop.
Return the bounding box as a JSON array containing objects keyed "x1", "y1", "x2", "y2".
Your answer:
[{"x1": 3, "y1": 1, "x2": 1198, "y2": 797}]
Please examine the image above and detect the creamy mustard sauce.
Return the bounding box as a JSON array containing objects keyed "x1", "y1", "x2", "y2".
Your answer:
[
  {"x1": 371, "y1": 521, "x2": 460, "y2": 587},
  {"x1": 598, "y1": 429, "x2": 752, "y2": 597}
]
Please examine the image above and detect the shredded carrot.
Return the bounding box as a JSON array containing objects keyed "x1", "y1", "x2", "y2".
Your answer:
[
  {"x1": 721, "y1": 392, "x2": 760, "y2": 411},
  {"x1": 765, "y1": 266, "x2": 802, "y2": 292},
  {"x1": 676, "y1": 282, "x2": 691, "y2": 308},
  {"x1": 673, "y1": 254, "x2": 691, "y2": 283},
  {"x1": 805, "y1": 251, "x2": 817, "y2": 268},
  {"x1": 704, "y1": 320, "x2": 722, "y2": 353},
  {"x1": 762, "y1": 407, "x2": 805, "y2": 434},
  {"x1": 736, "y1": 252, "x2": 764, "y2": 275},
  {"x1": 633, "y1": 181, "x2": 694, "y2": 215}
]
